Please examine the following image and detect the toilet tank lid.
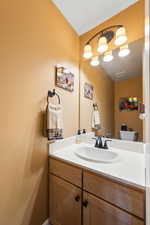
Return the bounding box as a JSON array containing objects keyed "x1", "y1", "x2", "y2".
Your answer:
[{"x1": 120, "y1": 131, "x2": 137, "y2": 134}]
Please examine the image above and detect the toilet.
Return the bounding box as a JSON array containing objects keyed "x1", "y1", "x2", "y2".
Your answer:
[{"x1": 120, "y1": 131, "x2": 138, "y2": 141}]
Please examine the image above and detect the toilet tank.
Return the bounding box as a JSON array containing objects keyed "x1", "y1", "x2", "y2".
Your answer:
[{"x1": 120, "y1": 131, "x2": 138, "y2": 141}]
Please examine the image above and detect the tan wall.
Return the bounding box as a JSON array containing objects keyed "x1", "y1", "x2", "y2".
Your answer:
[
  {"x1": 114, "y1": 76, "x2": 143, "y2": 141},
  {"x1": 80, "y1": 62, "x2": 114, "y2": 136},
  {"x1": 0, "y1": 1, "x2": 79, "y2": 225}
]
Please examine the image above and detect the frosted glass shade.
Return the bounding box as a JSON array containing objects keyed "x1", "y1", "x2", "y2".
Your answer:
[
  {"x1": 103, "y1": 51, "x2": 114, "y2": 62},
  {"x1": 115, "y1": 27, "x2": 127, "y2": 46},
  {"x1": 119, "y1": 44, "x2": 130, "y2": 57},
  {"x1": 97, "y1": 37, "x2": 108, "y2": 53},
  {"x1": 83, "y1": 44, "x2": 93, "y2": 59},
  {"x1": 90, "y1": 56, "x2": 99, "y2": 66}
]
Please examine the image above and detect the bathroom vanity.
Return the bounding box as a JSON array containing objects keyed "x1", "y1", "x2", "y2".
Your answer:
[{"x1": 49, "y1": 138, "x2": 145, "y2": 225}]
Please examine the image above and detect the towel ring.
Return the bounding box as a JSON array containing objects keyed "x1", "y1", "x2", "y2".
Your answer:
[
  {"x1": 47, "y1": 89, "x2": 61, "y2": 104},
  {"x1": 93, "y1": 103, "x2": 98, "y2": 110}
]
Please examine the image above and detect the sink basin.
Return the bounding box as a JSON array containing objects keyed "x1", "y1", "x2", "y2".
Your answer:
[{"x1": 74, "y1": 146, "x2": 118, "y2": 163}]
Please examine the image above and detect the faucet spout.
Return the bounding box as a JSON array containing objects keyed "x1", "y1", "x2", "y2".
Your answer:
[{"x1": 94, "y1": 137, "x2": 112, "y2": 149}]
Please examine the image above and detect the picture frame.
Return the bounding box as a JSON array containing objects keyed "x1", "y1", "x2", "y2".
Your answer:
[
  {"x1": 55, "y1": 66, "x2": 74, "y2": 92},
  {"x1": 119, "y1": 97, "x2": 139, "y2": 112},
  {"x1": 84, "y1": 82, "x2": 94, "y2": 100}
]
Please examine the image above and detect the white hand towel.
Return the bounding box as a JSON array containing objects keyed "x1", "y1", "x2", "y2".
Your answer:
[
  {"x1": 47, "y1": 103, "x2": 63, "y2": 140},
  {"x1": 56, "y1": 111, "x2": 63, "y2": 129},
  {"x1": 92, "y1": 110, "x2": 101, "y2": 130}
]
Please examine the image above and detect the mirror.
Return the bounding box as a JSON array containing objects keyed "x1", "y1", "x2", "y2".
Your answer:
[{"x1": 79, "y1": 3, "x2": 144, "y2": 142}]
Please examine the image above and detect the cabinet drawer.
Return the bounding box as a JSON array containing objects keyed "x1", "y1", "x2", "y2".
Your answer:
[
  {"x1": 83, "y1": 171, "x2": 145, "y2": 219},
  {"x1": 49, "y1": 158, "x2": 82, "y2": 187}
]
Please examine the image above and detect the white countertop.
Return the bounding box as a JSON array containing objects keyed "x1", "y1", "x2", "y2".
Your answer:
[{"x1": 49, "y1": 140, "x2": 145, "y2": 189}]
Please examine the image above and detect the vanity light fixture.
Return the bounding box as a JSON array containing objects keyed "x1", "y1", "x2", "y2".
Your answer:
[
  {"x1": 90, "y1": 56, "x2": 99, "y2": 66},
  {"x1": 97, "y1": 36, "x2": 108, "y2": 53},
  {"x1": 83, "y1": 25, "x2": 129, "y2": 66},
  {"x1": 103, "y1": 51, "x2": 114, "y2": 62},
  {"x1": 83, "y1": 44, "x2": 93, "y2": 59},
  {"x1": 118, "y1": 44, "x2": 130, "y2": 57},
  {"x1": 115, "y1": 27, "x2": 127, "y2": 46}
]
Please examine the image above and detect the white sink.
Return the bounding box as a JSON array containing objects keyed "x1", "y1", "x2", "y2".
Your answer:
[{"x1": 74, "y1": 146, "x2": 118, "y2": 163}]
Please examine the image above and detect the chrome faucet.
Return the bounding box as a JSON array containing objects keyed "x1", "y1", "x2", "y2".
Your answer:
[{"x1": 95, "y1": 136, "x2": 112, "y2": 149}]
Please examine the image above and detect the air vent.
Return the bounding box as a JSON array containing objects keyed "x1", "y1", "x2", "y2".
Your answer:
[{"x1": 115, "y1": 71, "x2": 125, "y2": 78}]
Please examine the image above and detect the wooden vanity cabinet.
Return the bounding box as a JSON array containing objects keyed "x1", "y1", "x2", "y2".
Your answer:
[{"x1": 49, "y1": 158, "x2": 145, "y2": 225}]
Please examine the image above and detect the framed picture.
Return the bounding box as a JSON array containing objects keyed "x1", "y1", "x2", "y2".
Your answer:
[
  {"x1": 84, "y1": 82, "x2": 94, "y2": 100},
  {"x1": 55, "y1": 66, "x2": 74, "y2": 92},
  {"x1": 119, "y1": 97, "x2": 138, "y2": 112}
]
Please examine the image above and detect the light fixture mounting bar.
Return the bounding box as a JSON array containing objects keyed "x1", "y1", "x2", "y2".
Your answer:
[{"x1": 86, "y1": 25, "x2": 123, "y2": 45}]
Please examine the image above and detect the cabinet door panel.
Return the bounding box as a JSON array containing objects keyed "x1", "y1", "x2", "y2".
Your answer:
[
  {"x1": 49, "y1": 174, "x2": 81, "y2": 225},
  {"x1": 83, "y1": 192, "x2": 144, "y2": 225}
]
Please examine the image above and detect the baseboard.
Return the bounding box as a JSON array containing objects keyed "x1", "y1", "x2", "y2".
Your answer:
[{"x1": 42, "y1": 218, "x2": 49, "y2": 225}]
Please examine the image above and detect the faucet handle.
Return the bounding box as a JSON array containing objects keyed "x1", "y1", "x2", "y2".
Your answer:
[
  {"x1": 94, "y1": 136, "x2": 103, "y2": 148},
  {"x1": 95, "y1": 137, "x2": 99, "y2": 148},
  {"x1": 98, "y1": 136, "x2": 103, "y2": 148},
  {"x1": 104, "y1": 139, "x2": 112, "y2": 149}
]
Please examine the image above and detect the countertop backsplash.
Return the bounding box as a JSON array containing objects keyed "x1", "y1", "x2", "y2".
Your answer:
[{"x1": 49, "y1": 132, "x2": 144, "y2": 154}]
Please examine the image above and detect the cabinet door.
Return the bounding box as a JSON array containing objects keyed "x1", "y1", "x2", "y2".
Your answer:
[
  {"x1": 49, "y1": 174, "x2": 81, "y2": 225},
  {"x1": 83, "y1": 192, "x2": 144, "y2": 225},
  {"x1": 83, "y1": 171, "x2": 145, "y2": 219}
]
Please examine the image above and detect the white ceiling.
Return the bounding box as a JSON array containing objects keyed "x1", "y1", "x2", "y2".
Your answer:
[
  {"x1": 99, "y1": 39, "x2": 144, "y2": 81},
  {"x1": 52, "y1": 0, "x2": 139, "y2": 35}
]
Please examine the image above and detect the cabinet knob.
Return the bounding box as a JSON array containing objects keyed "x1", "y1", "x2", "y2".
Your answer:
[
  {"x1": 75, "y1": 195, "x2": 80, "y2": 202},
  {"x1": 83, "y1": 200, "x2": 88, "y2": 207}
]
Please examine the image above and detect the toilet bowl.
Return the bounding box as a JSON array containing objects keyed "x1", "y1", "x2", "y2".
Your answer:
[{"x1": 120, "y1": 131, "x2": 137, "y2": 141}]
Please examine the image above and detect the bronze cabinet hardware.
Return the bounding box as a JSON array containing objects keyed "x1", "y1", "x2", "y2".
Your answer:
[
  {"x1": 83, "y1": 200, "x2": 88, "y2": 207},
  {"x1": 75, "y1": 195, "x2": 80, "y2": 202}
]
